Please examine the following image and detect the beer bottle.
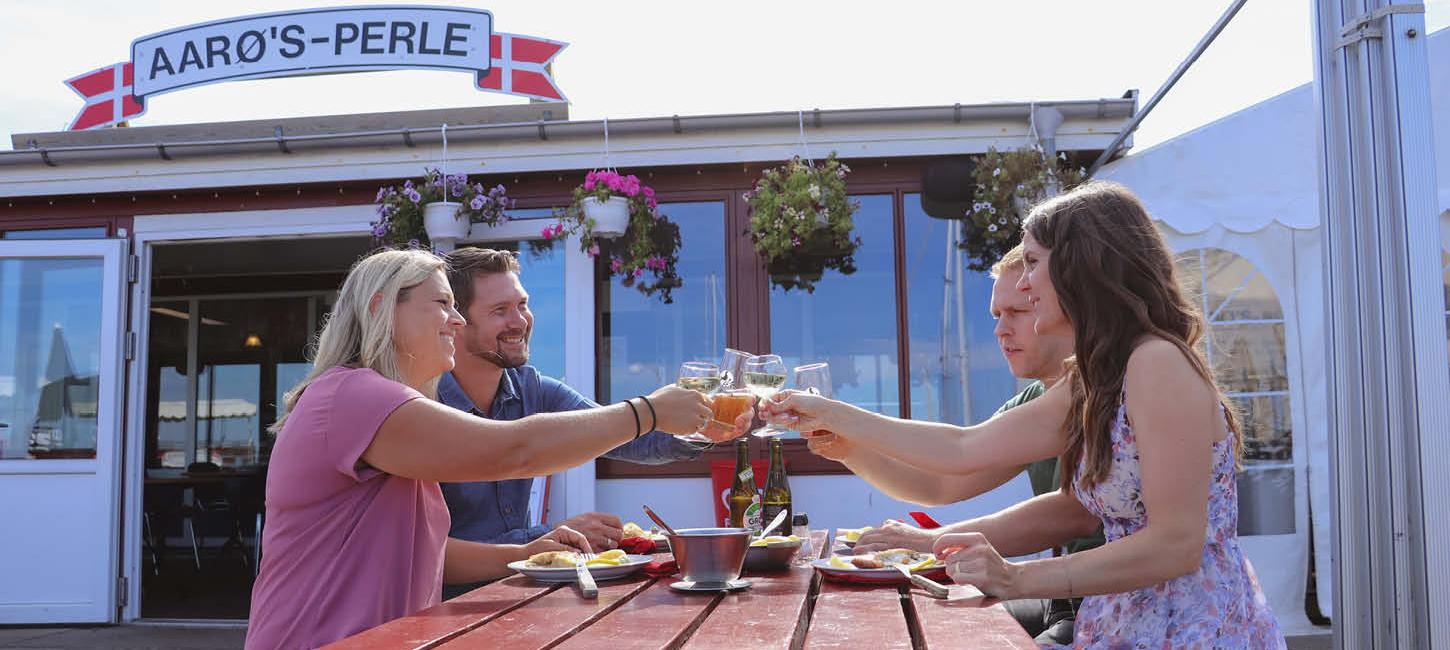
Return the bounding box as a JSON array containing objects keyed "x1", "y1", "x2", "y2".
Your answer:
[
  {"x1": 728, "y1": 437, "x2": 762, "y2": 531},
  {"x1": 762, "y1": 437, "x2": 792, "y2": 531}
]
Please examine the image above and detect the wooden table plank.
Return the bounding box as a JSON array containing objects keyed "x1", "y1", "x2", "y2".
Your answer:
[
  {"x1": 323, "y1": 575, "x2": 558, "y2": 649},
  {"x1": 909, "y1": 592, "x2": 1038, "y2": 649},
  {"x1": 681, "y1": 563, "x2": 815, "y2": 649},
  {"x1": 804, "y1": 581, "x2": 913, "y2": 649},
  {"x1": 437, "y1": 573, "x2": 655, "y2": 648},
  {"x1": 553, "y1": 577, "x2": 723, "y2": 649}
]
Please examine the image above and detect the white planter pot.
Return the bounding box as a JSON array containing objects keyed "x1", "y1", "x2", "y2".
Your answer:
[
  {"x1": 423, "y1": 201, "x2": 470, "y2": 247},
  {"x1": 582, "y1": 196, "x2": 630, "y2": 238}
]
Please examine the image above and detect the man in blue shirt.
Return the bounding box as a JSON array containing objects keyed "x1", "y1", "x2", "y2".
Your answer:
[{"x1": 438, "y1": 248, "x2": 716, "y2": 559}]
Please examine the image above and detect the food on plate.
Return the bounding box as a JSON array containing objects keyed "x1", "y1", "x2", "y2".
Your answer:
[
  {"x1": 838, "y1": 527, "x2": 873, "y2": 543},
  {"x1": 525, "y1": 549, "x2": 628, "y2": 568},
  {"x1": 621, "y1": 522, "x2": 666, "y2": 540},
  {"x1": 749, "y1": 534, "x2": 801, "y2": 548},
  {"x1": 825, "y1": 548, "x2": 939, "y2": 571}
]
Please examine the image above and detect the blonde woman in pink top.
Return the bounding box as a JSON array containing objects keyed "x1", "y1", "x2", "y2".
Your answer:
[{"x1": 245, "y1": 249, "x2": 745, "y2": 650}]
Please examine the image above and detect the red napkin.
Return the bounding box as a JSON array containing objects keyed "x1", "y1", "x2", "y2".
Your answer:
[
  {"x1": 643, "y1": 560, "x2": 678, "y2": 577},
  {"x1": 618, "y1": 537, "x2": 656, "y2": 555}
]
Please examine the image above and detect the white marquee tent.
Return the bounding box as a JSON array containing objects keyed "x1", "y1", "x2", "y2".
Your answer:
[{"x1": 1099, "y1": 26, "x2": 1450, "y2": 633}]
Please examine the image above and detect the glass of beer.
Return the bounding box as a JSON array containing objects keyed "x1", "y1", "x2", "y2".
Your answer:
[
  {"x1": 791, "y1": 362, "x2": 833, "y2": 439},
  {"x1": 675, "y1": 361, "x2": 721, "y2": 443},
  {"x1": 745, "y1": 354, "x2": 790, "y2": 437},
  {"x1": 708, "y1": 349, "x2": 754, "y2": 435}
]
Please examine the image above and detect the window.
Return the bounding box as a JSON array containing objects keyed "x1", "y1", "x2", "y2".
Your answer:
[
  {"x1": 1178, "y1": 248, "x2": 1293, "y2": 536},
  {"x1": 0, "y1": 258, "x2": 105, "y2": 459},
  {"x1": 902, "y1": 194, "x2": 1020, "y2": 426},
  {"x1": 598, "y1": 201, "x2": 727, "y2": 404},
  {"x1": 769, "y1": 195, "x2": 900, "y2": 423},
  {"x1": 146, "y1": 295, "x2": 324, "y2": 469},
  {"x1": 1442, "y1": 250, "x2": 1449, "y2": 370},
  {"x1": 2, "y1": 227, "x2": 108, "y2": 240}
]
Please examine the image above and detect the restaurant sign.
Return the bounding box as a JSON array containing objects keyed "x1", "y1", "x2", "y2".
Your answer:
[{"x1": 63, "y1": 6, "x2": 568, "y2": 131}]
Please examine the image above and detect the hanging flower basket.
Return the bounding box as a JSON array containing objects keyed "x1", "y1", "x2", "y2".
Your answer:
[
  {"x1": 957, "y1": 146, "x2": 1084, "y2": 271},
  {"x1": 580, "y1": 195, "x2": 630, "y2": 237},
  {"x1": 537, "y1": 170, "x2": 683, "y2": 303},
  {"x1": 370, "y1": 168, "x2": 514, "y2": 250},
  {"x1": 745, "y1": 153, "x2": 861, "y2": 293},
  {"x1": 423, "y1": 201, "x2": 470, "y2": 242}
]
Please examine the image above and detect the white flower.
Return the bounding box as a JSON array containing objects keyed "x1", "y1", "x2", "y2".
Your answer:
[
  {"x1": 992, "y1": 167, "x2": 1001, "y2": 177},
  {"x1": 987, "y1": 224, "x2": 999, "y2": 232},
  {"x1": 807, "y1": 185, "x2": 821, "y2": 200}
]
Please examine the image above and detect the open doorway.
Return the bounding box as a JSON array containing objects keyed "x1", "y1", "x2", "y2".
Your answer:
[{"x1": 137, "y1": 235, "x2": 370, "y2": 619}]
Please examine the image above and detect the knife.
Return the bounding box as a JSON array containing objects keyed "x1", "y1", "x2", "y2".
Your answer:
[{"x1": 574, "y1": 555, "x2": 598, "y2": 599}]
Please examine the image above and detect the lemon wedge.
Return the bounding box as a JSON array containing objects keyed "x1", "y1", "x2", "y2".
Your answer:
[
  {"x1": 596, "y1": 549, "x2": 626, "y2": 561},
  {"x1": 828, "y1": 555, "x2": 854, "y2": 569},
  {"x1": 906, "y1": 557, "x2": 938, "y2": 572}
]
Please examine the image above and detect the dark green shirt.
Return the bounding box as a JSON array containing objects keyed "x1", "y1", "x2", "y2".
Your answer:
[{"x1": 994, "y1": 381, "x2": 1105, "y2": 555}]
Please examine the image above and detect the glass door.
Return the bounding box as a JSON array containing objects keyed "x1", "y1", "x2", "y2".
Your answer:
[{"x1": 0, "y1": 239, "x2": 127, "y2": 623}]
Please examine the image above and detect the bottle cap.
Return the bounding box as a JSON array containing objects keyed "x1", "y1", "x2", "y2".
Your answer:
[{"x1": 792, "y1": 513, "x2": 809, "y2": 526}]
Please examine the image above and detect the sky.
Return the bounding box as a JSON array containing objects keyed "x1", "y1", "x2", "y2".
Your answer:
[{"x1": 2, "y1": 0, "x2": 1448, "y2": 151}]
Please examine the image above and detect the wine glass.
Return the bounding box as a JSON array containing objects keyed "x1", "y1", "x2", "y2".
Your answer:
[
  {"x1": 790, "y1": 363, "x2": 833, "y2": 438},
  {"x1": 744, "y1": 354, "x2": 789, "y2": 437},
  {"x1": 674, "y1": 361, "x2": 720, "y2": 443},
  {"x1": 708, "y1": 348, "x2": 754, "y2": 435}
]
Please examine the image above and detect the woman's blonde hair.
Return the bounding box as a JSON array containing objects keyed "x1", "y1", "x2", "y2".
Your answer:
[{"x1": 271, "y1": 248, "x2": 446, "y2": 433}]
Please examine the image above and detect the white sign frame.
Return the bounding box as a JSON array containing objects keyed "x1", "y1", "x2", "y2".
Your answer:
[{"x1": 131, "y1": 5, "x2": 492, "y2": 99}]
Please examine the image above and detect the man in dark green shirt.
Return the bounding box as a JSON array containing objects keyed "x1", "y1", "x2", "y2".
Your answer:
[{"x1": 810, "y1": 245, "x2": 1098, "y2": 645}]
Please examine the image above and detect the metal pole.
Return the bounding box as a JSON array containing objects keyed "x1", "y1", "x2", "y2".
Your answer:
[
  {"x1": 1310, "y1": 0, "x2": 1449, "y2": 648},
  {"x1": 1086, "y1": 0, "x2": 1249, "y2": 177}
]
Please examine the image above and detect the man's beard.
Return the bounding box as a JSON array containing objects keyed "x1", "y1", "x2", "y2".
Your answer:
[{"x1": 473, "y1": 331, "x2": 529, "y2": 369}]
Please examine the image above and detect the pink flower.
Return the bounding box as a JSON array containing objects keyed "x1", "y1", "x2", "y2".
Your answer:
[
  {"x1": 587, "y1": 243, "x2": 600, "y2": 258},
  {"x1": 540, "y1": 226, "x2": 554, "y2": 240},
  {"x1": 622, "y1": 175, "x2": 641, "y2": 197},
  {"x1": 610, "y1": 257, "x2": 623, "y2": 273},
  {"x1": 633, "y1": 268, "x2": 644, "y2": 279},
  {"x1": 606, "y1": 175, "x2": 623, "y2": 192}
]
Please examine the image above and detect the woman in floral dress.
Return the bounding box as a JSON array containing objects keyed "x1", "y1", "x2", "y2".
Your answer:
[{"x1": 764, "y1": 181, "x2": 1284, "y2": 648}]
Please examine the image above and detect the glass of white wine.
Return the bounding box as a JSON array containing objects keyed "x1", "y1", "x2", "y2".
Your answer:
[
  {"x1": 791, "y1": 362, "x2": 833, "y2": 438},
  {"x1": 675, "y1": 361, "x2": 721, "y2": 443},
  {"x1": 744, "y1": 354, "x2": 789, "y2": 437}
]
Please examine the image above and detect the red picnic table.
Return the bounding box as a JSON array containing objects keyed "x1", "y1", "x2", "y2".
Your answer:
[{"x1": 326, "y1": 530, "x2": 1036, "y2": 649}]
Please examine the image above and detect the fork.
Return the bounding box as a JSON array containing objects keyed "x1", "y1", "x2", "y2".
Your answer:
[
  {"x1": 574, "y1": 551, "x2": 598, "y2": 599},
  {"x1": 892, "y1": 564, "x2": 949, "y2": 599}
]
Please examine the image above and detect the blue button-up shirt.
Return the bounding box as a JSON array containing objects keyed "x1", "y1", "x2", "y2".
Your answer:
[{"x1": 438, "y1": 366, "x2": 707, "y2": 544}]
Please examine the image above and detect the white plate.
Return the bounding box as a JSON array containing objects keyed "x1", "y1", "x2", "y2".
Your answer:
[
  {"x1": 507, "y1": 554, "x2": 653, "y2": 583},
  {"x1": 810, "y1": 558, "x2": 947, "y2": 583}
]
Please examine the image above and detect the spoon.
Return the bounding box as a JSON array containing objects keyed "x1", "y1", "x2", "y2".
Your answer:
[
  {"x1": 756, "y1": 508, "x2": 789, "y2": 541},
  {"x1": 642, "y1": 504, "x2": 679, "y2": 537}
]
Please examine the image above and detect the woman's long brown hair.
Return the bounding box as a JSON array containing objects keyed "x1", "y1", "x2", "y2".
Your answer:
[{"x1": 1021, "y1": 181, "x2": 1241, "y2": 489}]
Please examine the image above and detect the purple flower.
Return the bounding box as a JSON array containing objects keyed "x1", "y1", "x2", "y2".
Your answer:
[
  {"x1": 406, "y1": 189, "x2": 422, "y2": 203},
  {"x1": 632, "y1": 268, "x2": 644, "y2": 279},
  {"x1": 375, "y1": 187, "x2": 388, "y2": 202},
  {"x1": 408, "y1": 238, "x2": 420, "y2": 248},
  {"x1": 470, "y1": 196, "x2": 485, "y2": 211},
  {"x1": 403, "y1": 180, "x2": 414, "y2": 190}
]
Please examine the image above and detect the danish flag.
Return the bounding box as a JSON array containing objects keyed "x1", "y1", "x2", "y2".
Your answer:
[
  {"x1": 65, "y1": 62, "x2": 146, "y2": 131},
  {"x1": 63, "y1": 32, "x2": 568, "y2": 131},
  {"x1": 475, "y1": 33, "x2": 568, "y2": 102}
]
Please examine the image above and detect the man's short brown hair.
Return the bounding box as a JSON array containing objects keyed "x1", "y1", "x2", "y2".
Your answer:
[
  {"x1": 445, "y1": 247, "x2": 521, "y2": 314},
  {"x1": 989, "y1": 243, "x2": 1027, "y2": 279}
]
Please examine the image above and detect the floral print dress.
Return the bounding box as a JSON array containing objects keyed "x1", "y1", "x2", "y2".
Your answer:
[{"x1": 1046, "y1": 395, "x2": 1285, "y2": 649}]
